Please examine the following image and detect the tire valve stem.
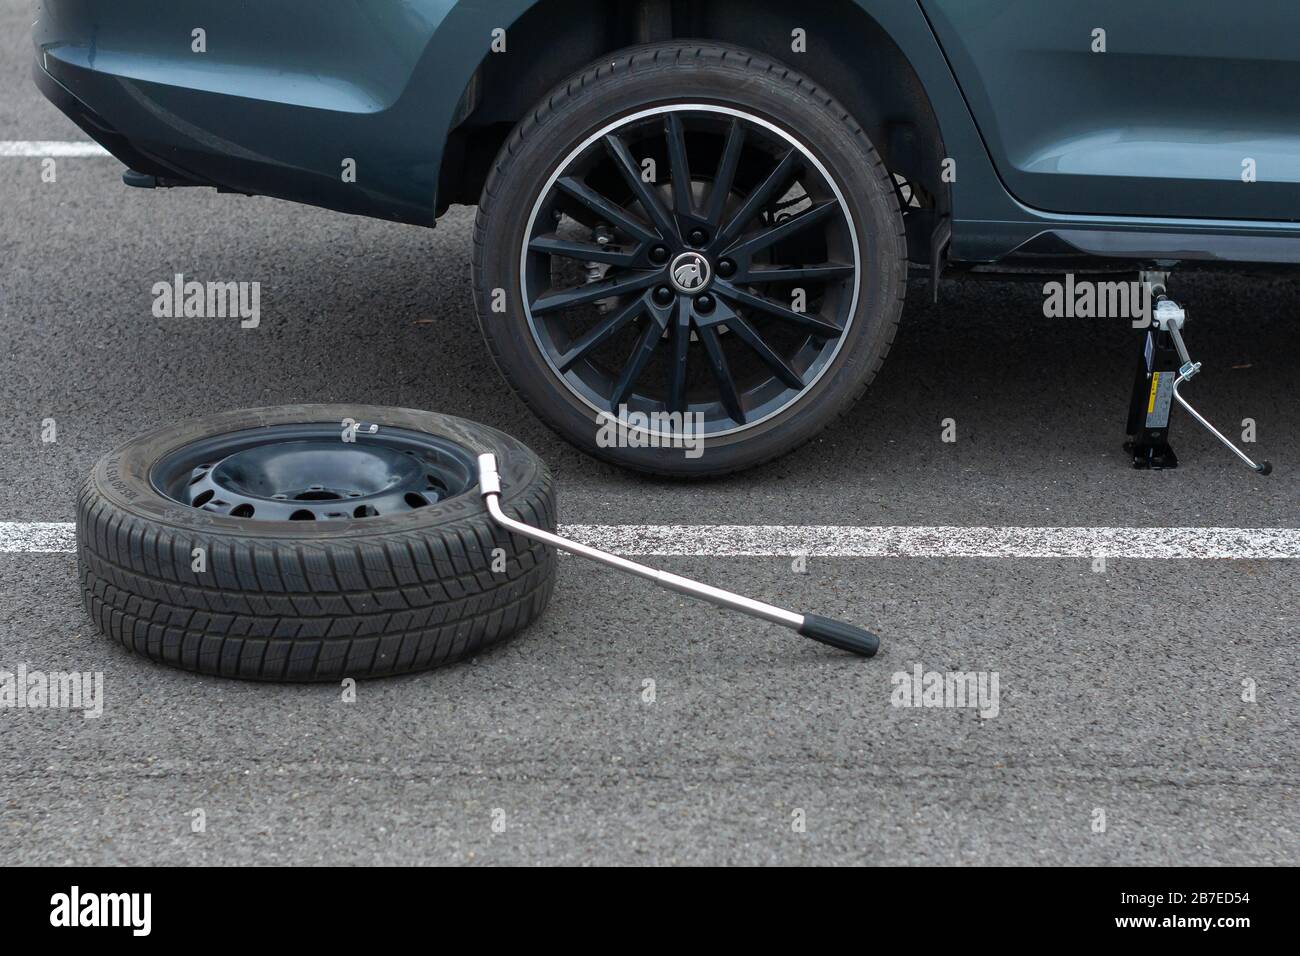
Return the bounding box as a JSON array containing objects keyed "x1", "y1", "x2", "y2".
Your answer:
[{"x1": 477, "y1": 453, "x2": 882, "y2": 658}]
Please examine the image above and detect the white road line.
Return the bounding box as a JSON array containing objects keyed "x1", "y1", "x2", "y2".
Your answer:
[
  {"x1": 0, "y1": 141, "x2": 110, "y2": 157},
  {"x1": 3, "y1": 521, "x2": 1299, "y2": 559},
  {"x1": 565, "y1": 525, "x2": 1300, "y2": 559}
]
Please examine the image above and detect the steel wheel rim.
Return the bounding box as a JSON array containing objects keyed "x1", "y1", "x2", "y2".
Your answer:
[
  {"x1": 520, "y1": 103, "x2": 861, "y2": 440},
  {"x1": 150, "y1": 424, "x2": 479, "y2": 521}
]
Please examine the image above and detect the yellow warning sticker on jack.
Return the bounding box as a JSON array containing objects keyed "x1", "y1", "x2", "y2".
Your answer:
[{"x1": 1145, "y1": 372, "x2": 1174, "y2": 427}]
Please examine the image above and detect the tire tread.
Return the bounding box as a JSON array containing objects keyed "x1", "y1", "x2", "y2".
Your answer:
[{"x1": 76, "y1": 414, "x2": 558, "y2": 681}]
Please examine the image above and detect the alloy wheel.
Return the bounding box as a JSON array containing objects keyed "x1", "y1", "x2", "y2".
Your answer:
[{"x1": 520, "y1": 104, "x2": 860, "y2": 439}]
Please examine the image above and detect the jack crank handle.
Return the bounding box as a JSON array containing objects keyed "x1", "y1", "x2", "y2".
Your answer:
[
  {"x1": 797, "y1": 615, "x2": 880, "y2": 657},
  {"x1": 476, "y1": 454, "x2": 879, "y2": 657},
  {"x1": 1171, "y1": 374, "x2": 1273, "y2": 476},
  {"x1": 1162, "y1": 315, "x2": 1272, "y2": 476}
]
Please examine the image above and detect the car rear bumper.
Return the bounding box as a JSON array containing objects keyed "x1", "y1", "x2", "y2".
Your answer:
[
  {"x1": 36, "y1": 50, "x2": 437, "y2": 225},
  {"x1": 33, "y1": 58, "x2": 211, "y2": 185}
]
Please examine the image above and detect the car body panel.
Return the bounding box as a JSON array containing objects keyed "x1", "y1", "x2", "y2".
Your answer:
[
  {"x1": 32, "y1": 0, "x2": 525, "y2": 225},
  {"x1": 919, "y1": 0, "x2": 1300, "y2": 221},
  {"x1": 31, "y1": 0, "x2": 1300, "y2": 263}
]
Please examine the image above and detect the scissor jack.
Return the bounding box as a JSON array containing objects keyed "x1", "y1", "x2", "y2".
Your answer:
[{"x1": 1125, "y1": 276, "x2": 1271, "y2": 475}]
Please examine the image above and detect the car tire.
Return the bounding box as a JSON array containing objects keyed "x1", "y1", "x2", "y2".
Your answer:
[
  {"x1": 76, "y1": 405, "x2": 556, "y2": 681},
  {"x1": 473, "y1": 41, "x2": 906, "y2": 476}
]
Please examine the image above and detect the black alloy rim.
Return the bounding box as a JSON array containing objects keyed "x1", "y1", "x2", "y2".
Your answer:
[{"x1": 522, "y1": 104, "x2": 859, "y2": 438}]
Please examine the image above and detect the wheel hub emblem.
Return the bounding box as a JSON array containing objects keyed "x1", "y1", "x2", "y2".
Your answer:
[{"x1": 669, "y1": 251, "x2": 712, "y2": 295}]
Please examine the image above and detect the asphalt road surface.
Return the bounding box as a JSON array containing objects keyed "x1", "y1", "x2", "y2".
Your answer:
[{"x1": 1, "y1": 2, "x2": 1296, "y2": 865}]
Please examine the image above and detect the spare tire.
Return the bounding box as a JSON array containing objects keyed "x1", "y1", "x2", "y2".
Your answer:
[{"x1": 76, "y1": 405, "x2": 556, "y2": 681}]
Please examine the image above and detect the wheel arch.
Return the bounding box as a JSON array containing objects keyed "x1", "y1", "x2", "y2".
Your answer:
[{"x1": 433, "y1": 0, "x2": 974, "y2": 262}]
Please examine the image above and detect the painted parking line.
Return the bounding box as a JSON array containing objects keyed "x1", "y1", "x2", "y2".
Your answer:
[
  {"x1": 0, "y1": 141, "x2": 110, "y2": 157},
  {"x1": 3, "y1": 521, "x2": 1299, "y2": 559},
  {"x1": 573, "y1": 525, "x2": 1300, "y2": 559}
]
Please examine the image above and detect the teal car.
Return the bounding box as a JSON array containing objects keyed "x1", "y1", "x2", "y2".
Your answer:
[{"x1": 34, "y1": 0, "x2": 1300, "y2": 474}]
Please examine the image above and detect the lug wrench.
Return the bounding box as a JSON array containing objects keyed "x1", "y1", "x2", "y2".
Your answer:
[
  {"x1": 476, "y1": 454, "x2": 879, "y2": 657},
  {"x1": 1154, "y1": 299, "x2": 1272, "y2": 475}
]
